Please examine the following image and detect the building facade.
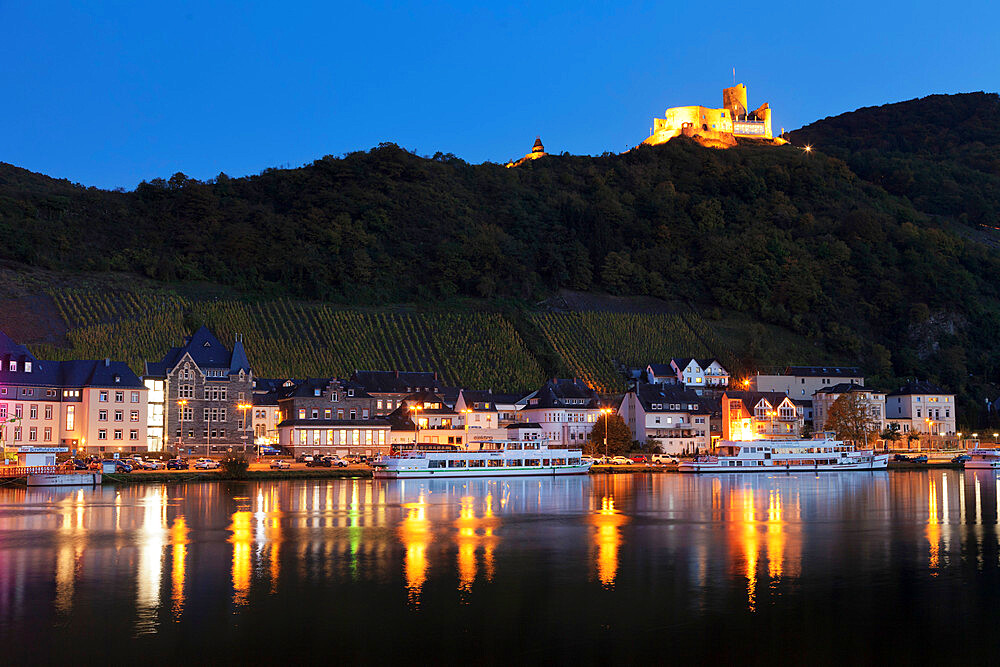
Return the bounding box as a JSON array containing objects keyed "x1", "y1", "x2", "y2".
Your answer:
[
  {"x1": 0, "y1": 332, "x2": 148, "y2": 457},
  {"x1": 387, "y1": 391, "x2": 467, "y2": 448},
  {"x1": 669, "y1": 358, "x2": 730, "y2": 389},
  {"x1": 886, "y1": 380, "x2": 956, "y2": 436},
  {"x1": 455, "y1": 389, "x2": 506, "y2": 448},
  {"x1": 720, "y1": 391, "x2": 804, "y2": 441},
  {"x1": 518, "y1": 379, "x2": 602, "y2": 448},
  {"x1": 618, "y1": 383, "x2": 711, "y2": 454},
  {"x1": 145, "y1": 326, "x2": 253, "y2": 456},
  {"x1": 275, "y1": 377, "x2": 390, "y2": 456},
  {"x1": 753, "y1": 366, "x2": 864, "y2": 401},
  {"x1": 812, "y1": 383, "x2": 886, "y2": 435},
  {"x1": 350, "y1": 370, "x2": 442, "y2": 417}
]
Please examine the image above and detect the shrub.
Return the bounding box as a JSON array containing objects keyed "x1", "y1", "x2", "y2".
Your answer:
[{"x1": 220, "y1": 450, "x2": 250, "y2": 478}]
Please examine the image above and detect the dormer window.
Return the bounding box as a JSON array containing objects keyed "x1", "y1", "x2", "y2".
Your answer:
[
  {"x1": 24, "y1": 362, "x2": 31, "y2": 373},
  {"x1": 8, "y1": 361, "x2": 16, "y2": 372},
  {"x1": 203, "y1": 341, "x2": 211, "y2": 347},
  {"x1": 347, "y1": 389, "x2": 354, "y2": 397},
  {"x1": 314, "y1": 389, "x2": 321, "y2": 397}
]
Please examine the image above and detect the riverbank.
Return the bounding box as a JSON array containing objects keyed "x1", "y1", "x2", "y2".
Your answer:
[{"x1": 103, "y1": 468, "x2": 372, "y2": 484}]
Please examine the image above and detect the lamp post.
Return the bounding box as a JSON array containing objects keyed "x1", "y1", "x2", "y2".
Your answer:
[
  {"x1": 460, "y1": 408, "x2": 472, "y2": 451},
  {"x1": 410, "y1": 405, "x2": 423, "y2": 449},
  {"x1": 600, "y1": 407, "x2": 613, "y2": 459},
  {"x1": 177, "y1": 399, "x2": 188, "y2": 456},
  {"x1": 238, "y1": 402, "x2": 253, "y2": 458}
]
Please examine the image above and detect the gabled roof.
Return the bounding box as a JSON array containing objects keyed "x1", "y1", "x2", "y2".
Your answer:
[
  {"x1": 887, "y1": 380, "x2": 951, "y2": 397},
  {"x1": 145, "y1": 326, "x2": 251, "y2": 376},
  {"x1": 647, "y1": 363, "x2": 673, "y2": 376},
  {"x1": 670, "y1": 358, "x2": 696, "y2": 370},
  {"x1": 723, "y1": 390, "x2": 795, "y2": 412},
  {"x1": 457, "y1": 389, "x2": 499, "y2": 412},
  {"x1": 525, "y1": 379, "x2": 599, "y2": 409}
]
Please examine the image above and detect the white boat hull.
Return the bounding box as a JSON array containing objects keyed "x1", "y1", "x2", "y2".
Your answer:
[
  {"x1": 964, "y1": 460, "x2": 1000, "y2": 469},
  {"x1": 679, "y1": 455, "x2": 889, "y2": 473},
  {"x1": 374, "y1": 464, "x2": 592, "y2": 479},
  {"x1": 27, "y1": 472, "x2": 102, "y2": 486}
]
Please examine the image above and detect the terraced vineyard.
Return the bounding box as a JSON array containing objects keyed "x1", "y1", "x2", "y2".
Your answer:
[
  {"x1": 529, "y1": 312, "x2": 711, "y2": 392},
  {"x1": 35, "y1": 289, "x2": 732, "y2": 393}
]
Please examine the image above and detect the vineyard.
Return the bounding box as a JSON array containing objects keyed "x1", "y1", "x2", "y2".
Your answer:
[{"x1": 33, "y1": 289, "x2": 734, "y2": 394}]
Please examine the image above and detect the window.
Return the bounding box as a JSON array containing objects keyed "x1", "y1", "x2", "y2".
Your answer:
[
  {"x1": 311, "y1": 409, "x2": 319, "y2": 419},
  {"x1": 377, "y1": 400, "x2": 383, "y2": 410},
  {"x1": 114, "y1": 410, "x2": 123, "y2": 422},
  {"x1": 298, "y1": 409, "x2": 306, "y2": 419},
  {"x1": 99, "y1": 410, "x2": 108, "y2": 421},
  {"x1": 28, "y1": 427, "x2": 37, "y2": 441},
  {"x1": 14, "y1": 405, "x2": 22, "y2": 419},
  {"x1": 114, "y1": 429, "x2": 123, "y2": 440},
  {"x1": 8, "y1": 361, "x2": 16, "y2": 372},
  {"x1": 362, "y1": 408, "x2": 369, "y2": 419},
  {"x1": 179, "y1": 385, "x2": 193, "y2": 398},
  {"x1": 324, "y1": 408, "x2": 331, "y2": 419},
  {"x1": 219, "y1": 409, "x2": 225, "y2": 422},
  {"x1": 24, "y1": 361, "x2": 31, "y2": 373},
  {"x1": 44, "y1": 405, "x2": 52, "y2": 420},
  {"x1": 0, "y1": 404, "x2": 5, "y2": 418},
  {"x1": 12, "y1": 426, "x2": 21, "y2": 441},
  {"x1": 115, "y1": 391, "x2": 124, "y2": 403},
  {"x1": 99, "y1": 391, "x2": 108, "y2": 402},
  {"x1": 130, "y1": 410, "x2": 139, "y2": 422},
  {"x1": 180, "y1": 407, "x2": 193, "y2": 421},
  {"x1": 66, "y1": 405, "x2": 75, "y2": 430},
  {"x1": 131, "y1": 391, "x2": 139, "y2": 403},
  {"x1": 43, "y1": 427, "x2": 52, "y2": 442},
  {"x1": 98, "y1": 429, "x2": 107, "y2": 440},
  {"x1": 130, "y1": 430, "x2": 138, "y2": 441},
  {"x1": 350, "y1": 409, "x2": 357, "y2": 420},
  {"x1": 29, "y1": 405, "x2": 37, "y2": 419}
]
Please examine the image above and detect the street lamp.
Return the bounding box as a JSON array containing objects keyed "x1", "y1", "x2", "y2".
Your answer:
[
  {"x1": 238, "y1": 402, "x2": 253, "y2": 458},
  {"x1": 410, "y1": 405, "x2": 423, "y2": 449},
  {"x1": 177, "y1": 399, "x2": 188, "y2": 456},
  {"x1": 599, "y1": 407, "x2": 613, "y2": 459},
  {"x1": 460, "y1": 408, "x2": 472, "y2": 451}
]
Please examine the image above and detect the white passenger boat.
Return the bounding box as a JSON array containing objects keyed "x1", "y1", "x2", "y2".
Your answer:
[
  {"x1": 678, "y1": 437, "x2": 889, "y2": 473},
  {"x1": 963, "y1": 448, "x2": 1000, "y2": 469},
  {"x1": 372, "y1": 439, "x2": 591, "y2": 479}
]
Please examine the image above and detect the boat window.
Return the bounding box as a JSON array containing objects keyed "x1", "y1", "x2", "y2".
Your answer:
[
  {"x1": 468, "y1": 460, "x2": 485, "y2": 468},
  {"x1": 568, "y1": 458, "x2": 580, "y2": 465},
  {"x1": 507, "y1": 443, "x2": 521, "y2": 450},
  {"x1": 487, "y1": 459, "x2": 503, "y2": 467},
  {"x1": 543, "y1": 459, "x2": 550, "y2": 466},
  {"x1": 525, "y1": 459, "x2": 541, "y2": 467},
  {"x1": 553, "y1": 458, "x2": 565, "y2": 465},
  {"x1": 429, "y1": 460, "x2": 446, "y2": 469},
  {"x1": 448, "y1": 460, "x2": 466, "y2": 468},
  {"x1": 506, "y1": 459, "x2": 522, "y2": 467}
]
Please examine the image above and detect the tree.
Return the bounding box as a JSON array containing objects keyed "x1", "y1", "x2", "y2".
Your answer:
[
  {"x1": 585, "y1": 414, "x2": 632, "y2": 457},
  {"x1": 825, "y1": 392, "x2": 879, "y2": 446},
  {"x1": 880, "y1": 423, "x2": 902, "y2": 449},
  {"x1": 220, "y1": 450, "x2": 250, "y2": 478}
]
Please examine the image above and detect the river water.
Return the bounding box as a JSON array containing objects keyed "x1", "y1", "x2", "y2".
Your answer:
[{"x1": 1, "y1": 471, "x2": 999, "y2": 664}]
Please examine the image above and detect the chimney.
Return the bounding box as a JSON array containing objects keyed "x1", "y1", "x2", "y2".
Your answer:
[{"x1": 105, "y1": 358, "x2": 110, "y2": 367}]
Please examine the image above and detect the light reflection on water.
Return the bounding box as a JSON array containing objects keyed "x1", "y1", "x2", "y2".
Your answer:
[{"x1": 2, "y1": 471, "x2": 1000, "y2": 662}]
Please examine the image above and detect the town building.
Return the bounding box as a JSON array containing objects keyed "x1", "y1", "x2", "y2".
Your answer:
[
  {"x1": 455, "y1": 389, "x2": 506, "y2": 448},
  {"x1": 617, "y1": 383, "x2": 711, "y2": 454},
  {"x1": 251, "y1": 377, "x2": 296, "y2": 447},
  {"x1": 350, "y1": 370, "x2": 442, "y2": 416},
  {"x1": 275, "y1": 377, "x2": 389, "y2": 456},
  {"x1": 492, "y1": 392, "x2": 527, "y2": 426},
  {"x1": 643, "y1": 83, "x2": 779, "y2": 148},
  {"x1": 753, "y1": 366, "x2": 864, "y2": 401},
  {"x1": 144, "y1": 326, "x2": 253, "y2": 456},
  {"x1": 0, "y1": 331, "x2": 148, "y2": 457},
  {"x1": 518, "y1": 379, "x2": 602, "y2": 448},
  {"x1": 720, "y1": 390, "x2": 804, "y2": 441},
  {"x1": 886, "y1": 380, "x2": 957, "y2": 436},
  {"x1": 668, "y1": 358, "x2": 730, "y2": 390},
  {"x1": 812, "y1": 383, "x2": 886, "y2": 435},
  {"x1": 387, "y1": 391, "x2": 466, "y2": 448}
]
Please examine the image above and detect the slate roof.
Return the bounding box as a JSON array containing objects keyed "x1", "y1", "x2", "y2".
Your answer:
[
  {"x1": 276, "y1": 418, "x2": 390, "y2": 428},
  {"x1": 634, "y1": 383, "x2": 711, "y2": 412},
  {"x1": 0, "y1": 331, "x2": 144, "y2": 388},
  {"x1": 525, "y1": 379, "x2": 599, "y2": 409},
  {"x1": 351, "y1": 370, "x2": 440, "y2": 394},
  {"x1": 783, "y1": 365, "x2": 861, "y2": 377},
  {"x1": 815, "y1": 382, "x2": 881, "y2": 395},
  {"x1": 508, "y1": 422, "x2": 542, "y2": 429},
  {"x1": 647, "y1": 363, "x2": 673, "y2": 376},
  {"x1": 458, "y1": 389, "x2": 498, "y2": 411},
  {"x1": 887, "y1": 380, "x2": 952, "y2": 397},
  {"x1": 145, "y1": 326, "x2": 251, "y2": 377}
]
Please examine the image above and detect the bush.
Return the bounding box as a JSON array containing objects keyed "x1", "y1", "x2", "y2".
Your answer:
[{"x1": 220, "y1": 450, "x2": 250, "y2": 477}]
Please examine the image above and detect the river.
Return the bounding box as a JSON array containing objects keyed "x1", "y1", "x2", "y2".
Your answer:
[{"x1": 1, "y1": 471, "x2": 999, "y2": 664}]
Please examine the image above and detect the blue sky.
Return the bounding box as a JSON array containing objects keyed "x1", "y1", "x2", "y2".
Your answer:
[{"x1": 3, "y1": 1, "x2": 998, "y2": 189}]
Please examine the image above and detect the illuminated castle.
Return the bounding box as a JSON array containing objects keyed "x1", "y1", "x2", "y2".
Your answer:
[
  {"x1": 506, "y1": 136, "x2": 548, "y2": 167},
  {"x1": 642, "y1": 84, "x2": 783, "y2": 149}
]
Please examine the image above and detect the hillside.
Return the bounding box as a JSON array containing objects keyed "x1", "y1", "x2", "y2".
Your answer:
[{"x1": 3, "y1": 92, "x2": 1000, "y2": 422}]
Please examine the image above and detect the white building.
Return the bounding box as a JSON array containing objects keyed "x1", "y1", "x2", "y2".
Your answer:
[
  {"x1": 518, "y1": 379, "x2": 602, "y2": 448},
  {"x1": 455, "y1": 389, "x2": 506, "y2": 448},
  {"x1": 618, "y1": 383, "x2": 711, "y2": 454},
  {"x1": 754, "y1": 366, "x2": 864, "y2": 400},
  {"x1": 886, "y1": 380, "x2": 956, "y2": 436},
  {"x1": 667, "y1": 358, "x2": 730, "y2": 389}
]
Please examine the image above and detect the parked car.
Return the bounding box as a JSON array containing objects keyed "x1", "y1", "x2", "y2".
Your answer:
[
  {"x1": 167, "y1": 458, "x2": 189, "y2": 470},
  {"x1": 650, "y1": 453, "x2": 679, "y2": 465},
  {"x1": 63, "y1": 459, "x2": 89, "y2": 470},
  {"x1": 194, "y1": 458, "x2": 220, "y2": 470},
  {"x1": 296, "y1": 454, "x2": 314, "y2": 463},
  {"x1": 912, "y1": 455, "x2": 928, "y2": 464},
  {"x1": 328, "y1": 457, "x2": 348, "y2": 467},
  {"x1": 952, "y1": 454, "x2": 971, "y2": 464},
  {"x1": 270, "y1": 459, "x2": 291, "y2": 470},
  {"x1": 306, "y1": 457, "x2": 332, "y2": 467},
  {"x1": 892, "y1": 454, "x2": 912, "y2": 462},
  {"x1": 104, "y1": 459, "x2": 132, "y2": 473},
  {"x1": 139, "y1": 459, "x2": 164, "y2": 470},
  {"x1": 630, "y1": 455, "x2": 648, "y2": 464},
  {"x1": 610, "y1": 456, "x2": 634, "y2": 465},
  {"x1": 582, "y1": 456, "x2": 597, "y2": 465}
]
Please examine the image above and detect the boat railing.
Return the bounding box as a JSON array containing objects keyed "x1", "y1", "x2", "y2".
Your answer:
[{"x1": 0, "y1": 465, "x2": 59, "y2": 477}]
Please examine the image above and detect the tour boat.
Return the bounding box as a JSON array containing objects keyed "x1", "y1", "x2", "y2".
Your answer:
[
  {"x1": 678, "y1": 437, "x2": 889, "y2": 473},
  {"x1": 371, "y1": 439, "x2": 591, "y2": 479},
  {"x1": 963, "y1": 448, "x2": 1000, "y2": 469}
]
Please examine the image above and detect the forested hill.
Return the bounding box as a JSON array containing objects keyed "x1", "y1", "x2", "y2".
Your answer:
[{"x1": 2, "y1": 92, "x2": 1000, "y2": 407}]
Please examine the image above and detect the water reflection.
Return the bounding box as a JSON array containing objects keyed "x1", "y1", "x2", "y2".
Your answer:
[{"x1": 4, "y1": 471, "x2": 1000, "y2": 660}]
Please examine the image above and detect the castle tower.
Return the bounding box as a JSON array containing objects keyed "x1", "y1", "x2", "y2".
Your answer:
[
  {"x1": 506, "y1": 136, "x2": 549, "y2": 167},
  {"x1": 723, "y1": 84, "x2": 748, "y2": 118},
  {"x1": 531, "y1": 136, "x2": 545, "y2": 154}
]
